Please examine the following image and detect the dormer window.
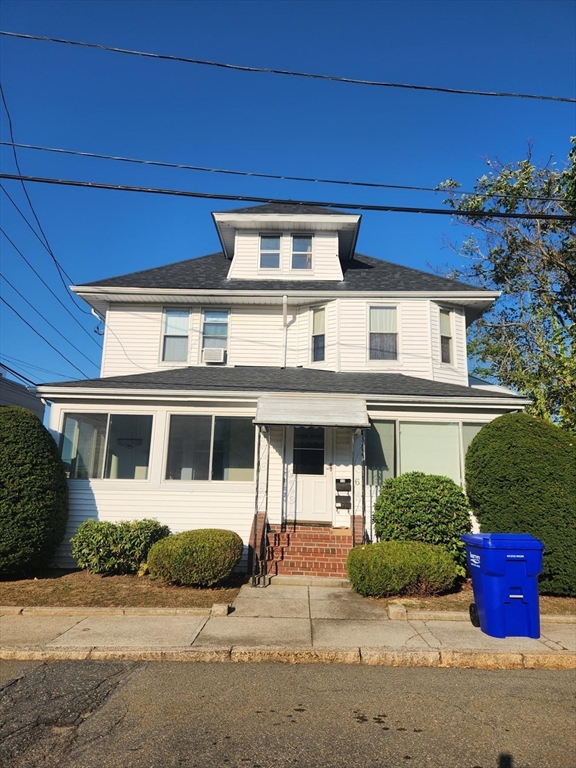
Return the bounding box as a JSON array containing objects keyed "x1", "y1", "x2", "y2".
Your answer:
[
  {"x1": 292, "y1": 236, "x2": 312, "y2": 270},
  {"x1": 260, "y1": 235, "x2": 280, "y2": 269}
]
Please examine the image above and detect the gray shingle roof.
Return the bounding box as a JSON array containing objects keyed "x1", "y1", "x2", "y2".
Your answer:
[
  {"x1": 41, "y1": 366, "x2": 518, "y2": 400},
  {"x1": 216, "y1": 203, "x2": 346, "y2": 215},
  {"x1": 82, "y1": 252, "x2": 483, "y2": 293}
]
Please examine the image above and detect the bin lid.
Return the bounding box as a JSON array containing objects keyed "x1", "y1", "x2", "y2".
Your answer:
[{"x1": 461, "y1": 533, "x2": 544, "y2": 550}]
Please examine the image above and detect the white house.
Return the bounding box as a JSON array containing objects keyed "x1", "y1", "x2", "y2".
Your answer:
[{"x1": 36, "y1": 203, "x2": 528, "y2": 580}]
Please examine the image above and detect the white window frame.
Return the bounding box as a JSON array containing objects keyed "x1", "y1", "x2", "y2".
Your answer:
[
  {"x1": 258, "y1": 234, "x2": 282, "y2": 270},
  {"x1": 201, "y1": 308, "x2": 230, "y2": 361},
  {"x1": 291, "y1": 234, "x2": 314, "y2": 271},
  {"x1": 310, "y1": 305, "x2": 326, "y2": 363},
  {"x1": 439, "y1": 307, "x2": 454, "y2": 366},
  {"x1": 160, "y1": 308, "x2": 190, "y2": 364},
  {"x1": 367, "y1": 304, "x2": 400, "y2": 364}
]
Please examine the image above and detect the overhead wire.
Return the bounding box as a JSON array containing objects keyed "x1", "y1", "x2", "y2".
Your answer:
[
  {"x1": 0, "y1": 362, "x2": 38, "y2": 386},
  {"x1": 0, "y1": 295, "x2": 89, "y2": 377},
  {"x1": 0, "y1": 141, "x2": 568, "y2": 204},
  {"x1": 0, "y1": 84, "x2": 93, "y2": 314},
  {"x1": 1, "y1": 30, "x2": 574, "y2": 103},
  {"x1": 0, "y1": 353, "x2": 70, "y2": 379},
  {"x1": 1, "y1": 173, "x2": 573, "y2": 221},
  {"x1": 1, "y1": 228, "x2": 102, "y2": 348},
  {"x1": 0, "y1": 271, "x2": 101, "y2": 369}
]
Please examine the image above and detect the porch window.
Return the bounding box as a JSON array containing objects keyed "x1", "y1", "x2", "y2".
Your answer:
[
  {"x1": 399, "y1": 422, "x2": 461, "y2": 484},
  {"x1": 365, "y1": 421, "x2": 395, "y2": 485},
  {"x1": 440, "y1": 309, "x2": 452, "y2": 364},
  {"x1": 260, "y1": 235, "x2": 280, "y2": 269},
  {"x1": 311, "y1": 307, "x2": 325, "y2": 362},
  {"x1": 162, "y1": 310, "x2": 189, "y2": 362},
  {"x1": 462, "y1": 423, "x2": 486, "y2": 454},
  {"x1": 369, "y1": 306, "x2": 397, "y2": 360},
  {"x1": 165, "y1": 415, "x2": 255, "y2": 481},
  {"x1": 293, "y1": 427, "x2": 324, "y2": 475},
  {"x1": 292, "y1": 236, "x2": 312, "y2": 270},
  {"x1": 61, "y1": 413, "x2": 153, "y2": 480}
]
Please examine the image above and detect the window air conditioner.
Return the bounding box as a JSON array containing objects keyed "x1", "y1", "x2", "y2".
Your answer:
[{"x1": 203, "y1": 348, "x2": 226, "y2": 364}]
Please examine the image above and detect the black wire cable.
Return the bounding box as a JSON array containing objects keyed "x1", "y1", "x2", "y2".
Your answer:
[
  {"x1": 0, "y1": 141, "x2": 567, "y2": 204},
  {"x1": 0, "y1": 353, "x2": 69, "y2": 378},
  {"x1": 1, "y1": 271, "x2": 100, "y2": 369},
  {"x1": 1, "y1": 30, "x2": 574, "y2": 103},
  {"x1": 1, "y1": 173, "x2": 573, "y2": 221},
  {"x1": 0, "y1": 295, "x2": 88, "y2": 377},
  {"x1": 0, "y1": 228, "x2": 103, "y2": 348},
  {"x1": 0, "y1": 362, "x2": 37, "y2": 386},
  {"x1": 0, "y1": 85, "x2": 93, "y2": 314}
]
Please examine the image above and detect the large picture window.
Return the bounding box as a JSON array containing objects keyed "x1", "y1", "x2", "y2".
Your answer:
[
  {"x1": 369, "y1": 306, "x2": 397, "y2": 360},
  {"x1": 166, "y1": 415, "x2": 255, "y2": 481},
  {"x1": 365, "y1": 421, "x2": 395, "y2": 486},
  {"x1": 61, "y1": 413, "x2": 153, "y2": 480},
  {"x1": 399, "y1": 422, "x2": 461, "y2": 484}
]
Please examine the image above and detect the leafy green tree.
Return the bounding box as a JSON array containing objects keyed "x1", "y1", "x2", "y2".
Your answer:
[{"x1": 438, "y1": 139, "x2": 575, "y2": 429}]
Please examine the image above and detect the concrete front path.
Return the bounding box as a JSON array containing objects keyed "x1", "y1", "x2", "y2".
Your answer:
[{"x1": 1, "y1": 582, "x2": 574, "y2": 669}]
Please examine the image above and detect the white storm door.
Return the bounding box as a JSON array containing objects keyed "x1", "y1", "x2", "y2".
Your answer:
[{"x1": 292, "y1": 427, "x2": 333, "y2": 522}]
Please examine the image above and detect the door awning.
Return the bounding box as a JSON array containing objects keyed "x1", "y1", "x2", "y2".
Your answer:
[{"x1": 254, "y1": 395, "x2": 370, "y2": 428}]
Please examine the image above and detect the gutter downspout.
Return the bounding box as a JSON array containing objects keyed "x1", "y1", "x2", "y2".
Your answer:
[{"x1": 282, "y1": 295, "x2": 288, "y2": 368}]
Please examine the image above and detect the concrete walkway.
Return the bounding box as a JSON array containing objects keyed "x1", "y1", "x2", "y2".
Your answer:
[{"x1": 1, "y1": 581, "x2": 574, "y2": 669}]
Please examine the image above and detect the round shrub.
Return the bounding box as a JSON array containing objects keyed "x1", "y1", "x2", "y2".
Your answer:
[
  {"x1": 466, "y1": 412, "x2": 576, "y2": 596},
  {"x1": 147, "y1": 529, "x2": 244, "y2": 587},
  {"x1": 71, "y1": 518, "x2": 170, "y2": 574},
  {"x1": 346, "y1": 541, "x2": 458, "y2": 598},
  {"x1": 373, "y1": 472, "x2": 471, "y2": 569},
  {"x1": 0, "y1": 406, "x2": 68, "y2": 573}
]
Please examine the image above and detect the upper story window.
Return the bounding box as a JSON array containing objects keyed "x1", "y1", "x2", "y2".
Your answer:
[
  {"x1": 369, "y1": 306, "x2": 397, "y2": 360},
  {"x1": 162, "y1": 310, "x2": 189, "y2": 362},
  {"x1": 260, "y1": 235, "x2": 281, "y2": 269},
  {"x1": 311, "y1": 307, "x2": 325, "y2": 362},
  {"x1": 61, "y1": 412, "x2": 153, "y2": 480},
  {"x1": 202, "y1": 310, "x2": 229, "y2": 353},
  {"x1": 440, "y1": 309, "x2": 453, "y2": 364},
  {"x1": 292, "y1": 236, "x2": 313, "y2": 270}
]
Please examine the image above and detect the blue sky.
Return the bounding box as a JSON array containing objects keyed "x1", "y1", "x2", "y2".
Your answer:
[{"x1": 0, "y1": 0, "x2": 574, "y2": 384}]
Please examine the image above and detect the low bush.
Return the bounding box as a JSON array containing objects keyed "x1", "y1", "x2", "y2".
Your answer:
[
  {"x1": 466, "y1": 412, "x2": 576, "y2": 596},
  {"x1": 71, "y1": 519, "x2": 170, "y2": 574},
  {"x1": 373, "y1": 472, "x2": 471, "y2": 570},
  {"x1": 346, "y1": 540, "x2": 458, "y2": 598},
  {"x1": 147, "y1": 529, "x2": 244, "y2": 587},
  {"x1": 0, "y1": 406, "x2": 68, "y2": 573}
]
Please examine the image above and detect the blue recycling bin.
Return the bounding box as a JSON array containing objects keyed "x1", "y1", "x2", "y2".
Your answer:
[{"x1": 461, "y1": 533, "x2": 544, "y2": 639}]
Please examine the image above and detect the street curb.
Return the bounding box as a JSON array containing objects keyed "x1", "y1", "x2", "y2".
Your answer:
[
  {"x1": 386, "y1": 605, "x2": 576, "y2": 624},
  {"x1": 1, "y1": 645, "x2": 574, "y2": 669}
]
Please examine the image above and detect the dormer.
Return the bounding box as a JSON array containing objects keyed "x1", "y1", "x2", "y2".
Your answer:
[{"x1": 212, "y1": 203, "x2": 361, "y2": 281}]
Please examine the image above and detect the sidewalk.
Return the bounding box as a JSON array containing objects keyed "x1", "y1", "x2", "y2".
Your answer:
[{"x1": 1, "y1": 581, "x2": 574, "y2": 670}]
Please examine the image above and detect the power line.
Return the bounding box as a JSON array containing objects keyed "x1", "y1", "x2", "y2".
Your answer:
[
  {"x1": 0, "y1": 140, "x2": 567, "y2": 204},
  {"x1": 1, "y1": 271, "x2": 100, "y2": 369},
  {"x1": 0, "y1": 295, "x2": 89, "y2": 377},
  {"x1": 1, "y1": 30, "x2": 574, "y2": 103},
  {"x1": 1, "y1": 228, "x2": 103, "y2": 348},
  {"x1": 0, "y1": 362, "x2": 37, "y2": 386},
  {"x1": 0, "y1": 85, "x2": 93, "y2": 314},
  {"x1": 0, "y1": 353, "x2": 69, "y2": 378},
  {"x1": 1, "y1": 173, "x2": 574, "y2": 221}
]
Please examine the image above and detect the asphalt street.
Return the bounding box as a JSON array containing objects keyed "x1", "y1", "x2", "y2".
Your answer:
[{"x1": 0, "y1": 660, "x2": 574, "y2": 768}]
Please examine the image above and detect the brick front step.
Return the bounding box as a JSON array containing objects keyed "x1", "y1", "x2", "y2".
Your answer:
[{"x1": 266, "y1": 520, "x2": 363, "y2": 578}]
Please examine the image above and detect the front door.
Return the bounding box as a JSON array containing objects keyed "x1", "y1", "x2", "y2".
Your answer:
[{"x1": 291, "y1": 426, "x2": 333, "y2": 522}]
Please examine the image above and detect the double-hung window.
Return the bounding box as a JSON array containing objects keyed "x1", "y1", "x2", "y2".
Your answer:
[
  {"x1": 369, "y1": 306, "x2": 397, "y2": 360},
  {"x1": 292, "y1": 236, "x2": 312, "y2": 270},
  {"x1": 260, "y1": 235, "x2": 280, "y2": 269},
  {"x1": 202, "y1": 310, "x2": 229, "y2": 351},
  {"x1": 311, "y1": 307, "x2": 325, "y2": 362},
  {"x1": 440, "y1": 309, "x2": 452, "y2": 364},
  {"x1": 162, "y1": 310, "x2": 189, "y2": 362},
  {"x1": 165, "y1": 415, "x2": 255, "y2": 481}
]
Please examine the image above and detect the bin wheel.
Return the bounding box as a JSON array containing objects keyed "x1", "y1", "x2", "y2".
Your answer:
[{"x1": 469, "y1": 603, "x2": 480, "y2": 628}]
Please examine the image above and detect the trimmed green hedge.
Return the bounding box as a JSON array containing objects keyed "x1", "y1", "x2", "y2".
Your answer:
[
  {"x1": 373, "y1": 472, "x2": 471, "y2": 569},
  {"x1": 0, "y1": 406, "x2": 68, "y2": 573},
  {"x1": 147, "y1": 529, "x2": 243, "y2": 587},
  {"x1": 71, "y1": 519, "x2": 170, "y2": 574},
  {"x1": 466, "y1": 412, "x2": 576, "y2": 596},
  {"x1": 347, "y1": 540, "x2": 458, "y2": 598}
]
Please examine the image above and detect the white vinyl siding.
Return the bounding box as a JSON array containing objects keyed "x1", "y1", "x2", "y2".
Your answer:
[
  {"x1": 101, "y1": 305, "x2": 164, "y2": 377},
  {"x1": 229, "y1": 307, "x2": 285, "y2": 367}
]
